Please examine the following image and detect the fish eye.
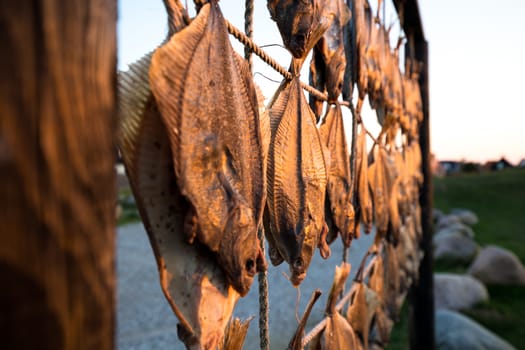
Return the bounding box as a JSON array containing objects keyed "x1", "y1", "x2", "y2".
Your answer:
[
  {"x1": 245, "y1": 258, "x2": 256, "y2": 276},
  {"x1": 293, "y1": 257, "x2": 303, "y2": 269}
]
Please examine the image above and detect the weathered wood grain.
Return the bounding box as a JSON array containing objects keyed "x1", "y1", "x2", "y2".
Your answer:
[{"x1": 0, "y1": 1, "x2": 116, "y2": 349}]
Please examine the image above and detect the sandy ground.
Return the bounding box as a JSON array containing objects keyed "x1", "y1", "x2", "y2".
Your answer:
[{"x1": 117, "y1": 223, "x2": 374, "y2": 349}]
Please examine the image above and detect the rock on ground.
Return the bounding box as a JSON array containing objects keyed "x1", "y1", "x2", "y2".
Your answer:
[
  {"x1": 434, "y1": 273, "x2": 488, "y2": 311},
  {"x1": 433, "y1": 208, "x2": 444, "y2": 223},
  {"x1": 434, "y1": 222, "x2": 475, "y2": 239},
  {"x1": 468, "y1": 245, "x2": 525, "y2": 285},
  {"x1": 435, "y1": 214, "x2": 462, "y2": 231},
  {"x1": 450, "y1": 208, "x2": 479, "y2": 226},
  {"x1": 435, "y1": 309, "x2": 516, "y2": 350},
  {"x1": 434, "y1": 233, "x2": 478, "y2": 264}
]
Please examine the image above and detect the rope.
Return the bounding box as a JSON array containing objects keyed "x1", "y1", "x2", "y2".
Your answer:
[
  {"x1": 244, "y1": 0, "x2": 254, "y2": 69},
  {"x1": 257, "y1": 227, "x2": 270, "y2": 350},
  {"x1": 242, "y1": 3, "x2": 270, "y2": 347},
  {"x1": 226, "y1": 19, "x2": 347, "y2": 106}
]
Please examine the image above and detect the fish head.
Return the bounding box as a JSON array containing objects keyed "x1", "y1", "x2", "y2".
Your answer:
[
  {"x1": 329, "y1": 179, "x2": 355, "y2": 236},
  {"x1": 267, "y1": 0, "x2": 316, "y2": 58},
  {"x1": 286, "y1": 211, "x2": 320, "y2": 286},
  {"x1": 219, "y1": 202, "x2": 265, "y2": 296}
]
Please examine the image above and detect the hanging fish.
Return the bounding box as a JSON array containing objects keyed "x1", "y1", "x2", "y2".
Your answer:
[
  {"x1": 344, "y1": 0, "x2": 372, "y2": 113},
  {"x1": 265, "y1": 76, "x2": 329, "y2": 285},
  {"x1": 120, "y1": 57, "x2": 239, "y2": 350},
  {"x1": 383, "y1": 243, "x2": 401, "y2": 321},
  {"x1": 310, "y1": 263, "x2": 360, "y2": 350},
  {"x1": 309, "y1": 0, "x2": 351, "y2": 119},
  {"x1": 267, "y1": 0, "x2": 332, "y2": 60},
  {"x1": 319, "y1": 104, "x2": 355, "y2": 246},
  {"x1": 149, "y1": 1, "x2": 267, "y2": 296},
  {"x1": 356, "y1": 124, "x2": 373, "y2": 233},
  {"x1": 364, "y1": 18, "x2": 382, "y2": 106},
  {"x1": 118, "y1": 2, "x2": 242, "y2": 348},
  {"x1": 367, "y1": 253, "x2": 393, "y2": 348},
  {"x1": 369, "y1": 306, "x2": 393, "y2": 348},
  {"x1": 346, "y1": 281, "x2": 381, "y2": 350},
  {"x1": 368, "y1": 146, "x2": 389, "y2": 243}
]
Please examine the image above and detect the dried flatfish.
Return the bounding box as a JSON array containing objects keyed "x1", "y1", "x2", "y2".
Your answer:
[
  {"x1": 266, "y1": 77, "x2": 329, "y2": 285},
  {"x1": 356, "y1": 125, "x2": 373, "y2": 233},
  {"x1": 267, "y1": 0, "x2": 333, "y2": 59},
  {"x1": 309, "y1": 0, "x2": 351, "y2": 118},
  {"x1": 288, "y1": 289, "x2": 322, "y2": 350},
  {"x1": 368, "y1": 146, "x2": 389, "y2": 243},
  {"x1": 344, "y1": 0, "x2": 372, "y2": 109},
  {"x1": 118, "y1": 2, "x2": 241, "y2": 348},
  {"x1": 367, "y1": 254, "x2": 393, "y2": 348},
  {"x1": 119, "y1": 58, "x2": 238, "y2": 350},
  {"x1": 383, "y1": 243, "x2": 401, "y2": 320},
  {"x1": 319, "y1": 105, "x2": 355, "y2": 246},
  {"x1": 310, "y1": 263, "x2": 359, "y2": 350},
  {"x1": 346, "y1": 282, "x2": 380, "y2": 350},
  {"x1": 368, "y1": 254, "x2": 384, "y2": 302},
  {"x1": 149, "y1": 1, "x2": 266, "y2": 295},
  {"x1": 309, "y1": 47, "x2": 328, "y2": 119},
  {"x1": 369, "y1": 307, "x2": 393, "y2": 347},
  {"x1": 365, "y1": 20, "x2": 381, "y2": 106},
  {"x1": 387, "y1": 175, "x2": 401, "y2": 244}
]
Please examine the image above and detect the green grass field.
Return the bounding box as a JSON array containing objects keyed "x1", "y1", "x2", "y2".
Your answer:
[{"x1": 388, "y1": 167, "x2": 525, "y2": 349}]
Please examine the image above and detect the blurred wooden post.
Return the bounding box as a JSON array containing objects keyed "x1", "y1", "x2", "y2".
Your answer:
[
  {"x1": 408, "y1": 38, "x2": 435, "y2": 350},
  {"x1": 392, "y1": 0, "x2": 434, "y2": 348},
  {"x1": 0, "y1": 1, "x2": 117, "y2": 349}
]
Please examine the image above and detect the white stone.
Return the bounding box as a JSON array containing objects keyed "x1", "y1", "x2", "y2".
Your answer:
[
  {"x1": 435, "y1": 309, "x2": 516, "y2": 350},
  {"x1": 434, "y1": 273, "x2": 488, "y2": 311},
  {"x1": 435, "y1": 214, "x2": 462, "y2": 231},
  {"x1": 433, "y1": 233, "x2": 478, "y2": 264},
  {"x1": 450, "y1": 208, "x2": 479, "y2": 226},
  {"x1": 434, "y1": 222, "x2": 475, "y2": 239},
  {"x1": 468, "y1": 245, "x2": 525, "y2": 285}
]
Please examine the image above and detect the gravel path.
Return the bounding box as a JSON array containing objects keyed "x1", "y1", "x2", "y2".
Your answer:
[{"x1": 117, "y1": 223, "x2": 374, "y2": 349}]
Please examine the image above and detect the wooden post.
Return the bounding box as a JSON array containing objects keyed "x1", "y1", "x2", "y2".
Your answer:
[
  {"x1": 408, "y1": 39, "x2": 435, "y2": 350},
  {"x1": 0, "y1": 1, "x2": 117, "y2": 349}
]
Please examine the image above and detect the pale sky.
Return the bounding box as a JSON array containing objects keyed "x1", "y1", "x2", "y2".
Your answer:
[{"x1": 118, "y1": 0, "x2": 525, "y2": 165}]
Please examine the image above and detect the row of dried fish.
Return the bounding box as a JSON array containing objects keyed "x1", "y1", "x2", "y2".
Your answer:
[
  {"x1": 342, "y1": 0, "x2": 424, "y2": 139},
  {"x1": 116, "y1": 0, "x2": 426, "y2": 348},
  {"x1": 286, "y1": 207, "x2": 423, "y2": 350}
]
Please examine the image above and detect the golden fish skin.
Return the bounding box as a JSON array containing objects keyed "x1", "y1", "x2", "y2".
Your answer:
[
  {"x1": 384, "y1": 243, "x2": 401, "y2": 321},
  {"x1": 309, "y1": 0, "x2": 351, "y2": 117},
  {"x1": 118, "y1": 54, "x2": 239, "y2": 350},
  {"x1": 344, "y1": 0, "x2": 372, "y2": 101},
  {"x1": 266, "y1": 77, "x2": 328, "y2": 286},
  {"x1": 368, "y1": 147, "x2": 390, "y2": 243},
  {"x1": 346, "y1": 282, "x2": 380, "y2": 350},
  {"x1": 149, "y1": 2, "x2": 266, "y2": 296},
  {"x1": 356, "y1": 125, "x2": 373, "y2": 233},
  {"x1": 311, "y1": 263, "x2": 360, "y2": 350},
  {"x1": 319, "y1": 105, "x2": 355, "y2": 246}
]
